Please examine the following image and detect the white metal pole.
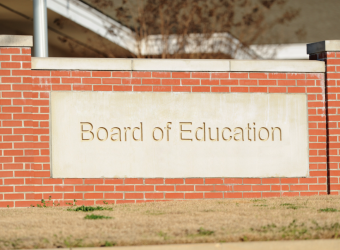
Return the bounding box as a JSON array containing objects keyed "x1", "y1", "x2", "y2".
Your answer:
[{"x1": 33, "y1": 0, "x2": 48, "y2": 57}]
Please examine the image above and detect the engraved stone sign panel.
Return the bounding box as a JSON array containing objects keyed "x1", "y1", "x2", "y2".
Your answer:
[{"x1": 51, "y1": 92, "x2": 308, "y2": 178}]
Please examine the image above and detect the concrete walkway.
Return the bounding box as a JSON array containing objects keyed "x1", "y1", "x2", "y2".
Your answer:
[{"x1": 36, "y1": 239, "x2": 340, "y2": 250}]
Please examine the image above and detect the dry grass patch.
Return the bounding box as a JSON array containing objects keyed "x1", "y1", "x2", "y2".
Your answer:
[{"x1": 0, "y1": 196, "x2": 340, "y2": 249}]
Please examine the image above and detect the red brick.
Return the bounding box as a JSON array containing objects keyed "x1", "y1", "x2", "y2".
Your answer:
[
  {"x1": 84, "y1": 179, "x2": 103, "y2": 184},
  {"x1": 51, "y1": 71, "x2": 70, "y2": 76},
  {"x1": 196, "y1": 185, "x2": 214, "y2": 191},
  {"x1": 145, "y1": 193, "x2": 164, "y2": 199},
  {"x1": 105, "y1": 179, "x2": 124, "y2": 184},
  {"x1": 94, "y1": 185, "x2": 115, "y2": 192},
  {"x1": 83, "y1": 78, "x2": 101, "y2": 84},
  {"x1": 5, "y1": 194, "x2": 24, "y2": 200},
  {"x1": 11, "y1": 55, "x2": 30, "y2": 61},
  {"x1": 172, "y1": 86, "x2": 191, "y2": 92},
  {"x1": 116, "y1": 200, "x2": 135, "y2": 204},
  {"x1": 113, "y1": 85, "x2": 132, "y2": 91},
  {"x1": 133, "y1": 72, "x2": 151, "y2": 78},
  {"x1": 43, "y1": 178, "x2": 63, "y2": 184},
  {"x1": 125, "y1": 193, "x2": 143, "y2": 199},
  {"x1": 64, "y1": 179, "x2": 83, "y2": 184},
  {"x1": 182, "y1": 79, "x2": 200, "y2": 85},
  {"x1": 73, "y1": 85, "x2": 92, "y2": 91},
  {"x1": 4, "y1": 178, "x2": 24, "y2": 185},
  {"x1": 288, "y1": 87, "x2": 305, "y2": 93},
  {"x1": 142, "y1": 79, "x2": 161, "y2": 85},
  {"x1": 1, "y1": 77, "x2": 21, "y2": 83},
  {"x1": 252, "y1": 185, "x2": 270, "y2": 191},
  {"x1": 224, "y1": 178, "x2": 242, "y2": 184},
  {"x1": 307, "y1": 87, "x2": 323, "y2": 93},
  {"x1": 192, "y1": 72, "x2": 210, "y2": 78},
  {"x1": 84, "y1": 193, "x2": 103, "y2": 199},
  {"x1": 4, "y1": 150, "x2": 23, "y2": 156},
  {"x1": 192, "y1": 86, "x2": 210, "y2": 92},
  {"x1": 145, "y1": 178, "x2": 164, "y2": 184},
  {"x1": 93, "y1": 85, "x2": 112, "y2": 91},
  {"x1": 52, "y1": 85, "x2": 71, "y2": 91},
  {"x1": 208, "y1": 72, "x2": 227, "y2": 79},
  {"x1": 185, "y1": 178, "x2": 203, "y2": 184},
  {"x1": 172, "y1": 72, "x2": 190, "y2": 78},
  {"x1": 61, "y1": 78, "x2": 81, "y2": 84},
  {"x1": 205, "y1": 193, "x2": 223, "y2": 199},
  {"x1": 156, "y1": 185, "x2": 174, "y2": 191},
  {"x1": 0, "y1": 186, "x2": 13, "y2": 192},
  {"x1": 176, "y1": 185, "x2": 194, "y2": 191},
  {"x1": 262, "y1": 192, "x2": 280, "y2": 198},
  {"x1": 309, "y1": 185, "x2": 327, "y2": 191},
  {"x1": 72, "y1": 71, "x2": 91, "y2": 77},
  {"x1": 215, "y1": 185, "x2": 233, "y2": 191},
  {"x1": 201, "y1": 79, "x2": 219, "y2": 85},
  {"x1": 75, "y1": 186, "x2": 94, "y2": 192},
  {"x1": 111, "y1": 71, "x2": 130, "y2": 77},
  {"x1": 230, "y1": 73, "x2": 248, "y2": 78},
  {"x1": 135, "y1": 185, "x2": 154, "y2": 191},
  {"x1": 92, "y1": 71, "x2": 111, "y2": 77},
  {"x1": 31, "y1": 71, "x2": 50, "y2": 76},
  {"x1": 162, "y1": 79, "x2": 180, "y2": 85},
  {"x1": 243, "y1": 192, "x2": 261, "y2": 198},
  {"x1": 0, "y1": 55, "x2": 10, "y2": 61},
  {"x1": 211, "y1": 86, "x2": 229, "y2": 92},
  {"x1": 165, "y1": 178, "x2": 184, "y2": 184},
  {"x1": 0, "y1": 70, "x2": 11, "y2": 76},
  {"x1": 262, "y1": 178, "x2": 280, "y2": 184},
  {"x1": 220, "y1": 79, "x2": 238, "y2": 85},
  {"x1": 116, "y1": 185, "x2": 134, "y2": 191},
  {"x1": 231, "y1": 87, "x2": 248, "y2": 92},
  {"x1": 185, "y1": 193, "x2": 203, "y2": 199},
  {"x1": 0, "y1": 157, "x2": 12, "y2": 164},
  {"x1": 134, "y1": 86, "x2": 152, "y2": 91},
  {"x1": 104, "y1": 193, "x2": 124, "y2": 199},
  {"x1": 250, "y1": 87, "x2": 267, "y2": 92},
  {"x1": 152, "y1": 72, "x2": 171, "y2": 78},
  {"x1": 287, "y1": 73, "x2": 305, "y2": 79},
  {"x1": 1, "y1": 62, "x2": 21, "y2": 68},
  {"x1": 240, "y1": 79, "x2": 257, "y2": 85},
  {"x1": 153, "y1": 86, "x2": 171, "y2": 92},
  {"x1": 278, "y1": 80, "x2": 295, "y2": 86},
  {"x1": 328, "y1": 73, "x2": 340, "y2": 79},
  {"x1": 243, "y1": 179, "x2": 261, "y2": 184},
  {"x1": 1, "y1": 48, "x2": 20, "y2": 54},
  {"x1": 327, "y1": 59, "x2": 340, "y2": 65},
  {"x1": 234, "y1": 185, "x2": 251, "y2": 191},
  {"x1": 268, "y1": 73, "x2": 286, "y2": 79},
  {"x1": 259, "y1": 80, "x2": 276, "y2": 86},
  {"x1": 64, "y1": 193, "x2": 83, "y2": 199},
  {"x1": 103, "y1": 78, "x2": 121, "y2": 84},
  {"x1": 205, "y1": 178, "x2": 223, "y2": 184},
  {"x1": 122, "y1": 78, "x2": 141, "y2": 85},
  {"x1": 12, "y1": 70, "x2": 31, "y2": 76},
  {"x1": 249, "y1": 73, "x2": 267, "y2": 78}
]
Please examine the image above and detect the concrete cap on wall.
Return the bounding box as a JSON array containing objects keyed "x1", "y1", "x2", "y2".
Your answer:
[
  {"x1": 307, "y1": 40, "x2": 340, "y2": 54},
  {"x1": 0, "y1": 35, "x2": 33, "y2": 47},
  {"x1": 32, "y1": 58, "x2": 325, "y2": 73}
]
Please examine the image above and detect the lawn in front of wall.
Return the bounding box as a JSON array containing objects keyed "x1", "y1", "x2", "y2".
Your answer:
[{"x1": 0, "y1": 196, "x2": 340, "y2": 249}]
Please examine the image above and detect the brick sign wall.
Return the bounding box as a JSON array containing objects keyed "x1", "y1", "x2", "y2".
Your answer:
[{"x1": 0, "y1": 36, "x2": 339, "y2": 207}]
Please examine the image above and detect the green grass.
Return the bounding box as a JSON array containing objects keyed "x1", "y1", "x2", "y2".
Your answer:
[
  {"x1": 280, "y1": 203, "x2": 299, "y2": 210},
  {"x1": 67, "y1": 205, "x2": 113, "y2": 212},
  {"x1": 84, "y1": 214, "x2": 113, "y2": 220},
  {"x1": 318, "y1": 208, "x2": 338, "y2": 213},
  {"x1": 197, "y1": 227, "x2": 214, "y2": 236}
]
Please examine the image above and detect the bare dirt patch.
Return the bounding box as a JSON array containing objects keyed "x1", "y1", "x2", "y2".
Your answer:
[{"x1": 1, "y1": 196, "x2": 340, "y2": 249}]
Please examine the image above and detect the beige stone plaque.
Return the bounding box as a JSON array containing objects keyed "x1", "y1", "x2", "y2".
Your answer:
[{"x1": 51, "y1": 92, "x2": 308, "y2": 178}]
